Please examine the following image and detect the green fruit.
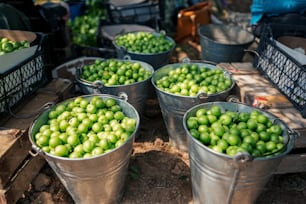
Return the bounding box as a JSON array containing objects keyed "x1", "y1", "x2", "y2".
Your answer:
[
  {"x1": 114, "y1": 31, "x2": 174, "y2": 54},
  {"x1": 80, "y1": 59, "x2": 152, "y2": 86},
  {"x1": 33, "y1": 96, "x2": 137, "y2": 158},
  {"x1": 0, "y1": 37, "x2": 30, "y2": 54},
  {"x1": 155, "y1": 65, "x2": 232, "y2": 97},
  {"x1": 186, "y1": 105, "x2": 286, "y2": 158}
]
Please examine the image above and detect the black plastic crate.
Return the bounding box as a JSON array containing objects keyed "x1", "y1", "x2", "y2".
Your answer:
[
  {"x1": 71, "y1": 44, "x2": 116, "y2": 58},
  {"x1": 0, "y1": 33, "x2": 47, "y2": 114},
  {"x1": 253, "y1": 24, "x2": 306, "y2": 118},
  {"x1": 107, "y1": 0, "x2": 160, "y2": 30}
]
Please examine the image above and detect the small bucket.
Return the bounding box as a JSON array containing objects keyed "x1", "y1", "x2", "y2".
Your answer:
[
  {"x1": 113, "y1": 31, "x2": 176, "y2": 70},
  {"x1": 183, "y1": 102, "x2": 296, "y2": 204},
  {"x1": 28, "y1": 94, "x2": 140, "y2": 204},
  {"x1": 151, "y1": 60, "x2": 235, "y2": 151},
  {"x1": 75, "y1": 57, "x2": 154, "y2": 118},
  {"x1": 198, "y1": 24, "x2": 254, "y2": 63}
]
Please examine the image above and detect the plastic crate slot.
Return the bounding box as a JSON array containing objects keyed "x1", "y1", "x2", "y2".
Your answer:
[
  {"x1": 0, "y1": 34, "x2": 46, "y2": 115},
  {"x1": 254, "y1": 23, "x2": 306, "y2": 118}
]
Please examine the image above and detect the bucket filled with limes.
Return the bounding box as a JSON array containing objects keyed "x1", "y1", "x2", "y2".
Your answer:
[
  {"x1": 75, "y1": 57, "x2": 154, "y2": 118},
  {"x1": 151, "y1": 59, "x2": 235, "y2": 151},
  {"x1": 28, "y1": 94, "x2": 140, "y2": 204},
  {"x1": 113, "y1": 31, "x2": 176, "y2": 70},
  {"x1": 183, "y1": 101, "x2": 296, "y2": 204}
]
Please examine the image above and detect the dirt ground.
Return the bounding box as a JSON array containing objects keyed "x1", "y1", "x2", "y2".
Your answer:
[
  {"x1": 16, "y1": 95, "x2": 306, "y2": 204},
  {"x1": 15, "y1": 1, "x2": 306, "y2": 204},
  {"x1": 16, "y1": 41, "x2": 306, "y2": 204}
]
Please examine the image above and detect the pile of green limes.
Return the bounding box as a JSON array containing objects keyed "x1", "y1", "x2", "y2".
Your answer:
[
  {"x1": 186, "y1": 105, "x2": 286, "y2": 157},
  {"x1": 0, "y1": 37, "x2": 30, "y2": 55},
  {"x1": 114, "y1": 31, "x2": 174, "y2": 54},
  {"x1": 34, "y1": 96, "x2": 137, "y2": 158},
  {"x1": 80, "y1": 59, "x2": 152, "y2": 86},
  {"x1": 155, "y1": 63, "x2": 233, "y2": 96}
]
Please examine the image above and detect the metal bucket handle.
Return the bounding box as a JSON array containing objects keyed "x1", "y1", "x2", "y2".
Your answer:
[
  {"x1": 8, "y1": 101, "x2": 55, "y2": 119},
  {"x1": 226, "y1": 152, "x2": 253, "y2": 204},
  {"x1": 91, "y1": 80, "x2": 105, "y2": 94},
  {"x1": 75, "y1": 65, "x2": 105, "y2": 94},
  {"x1": 233, "y1": 152, "x2": 253, "y2": 167},
  {"x1": 29, "y1": 144, "x2": 43, "y2": 157},
  {"x1": 181, "y1": 57, "x2": 191, "y2": 63},
  {"x1": 28, "y1": 102, "x2": 57, "y2": 157},
  {"x1": 226, "y1": 95, "x2": 240, "y2": 103},
  {"x1": 226, "y1": 127, "x2": 297, "y2": 204},
  {"x1": 119, "y1": 46, "x2": 128, "y2": 58},
  {"x1": 118, "y1": 92, "x2": 128, "y2": 101},
  {"x1": 74, "y1": 58, "x2": 86, "y2": 78},
  {"x1": 180, "y1": 57, "x2": 218, "y2": 66},
  {"x1": 159, "y1": 30, "x2": 167, "y2": 36},
  {"x1": 196, "y1": 92, "x2": 208, "y2": 100},
  {"x1": 244, "y1": 49, "x2": 261, "y2": 60},
  {"x1": 123, "y1": 55, "x2": 131, "y2": 60}
]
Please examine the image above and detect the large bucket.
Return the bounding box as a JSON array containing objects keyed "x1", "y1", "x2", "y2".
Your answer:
[
  {"x1": 75, "y1": 57, "x2": 154, "y2": 118},
  {"x1": 151, "y1": 61, "x2": 235, "y2": 151},
  {"x1": 198, "y1": 24, "x2": 254, "y2": 63},
  {"x1": 183, "y1": 102, "x2": 296, "y2": 204},
  {"x1": 28, "y1": 94, "x2": 140, "y2": 204},
  {"x1": 113, "y1": 31, "x2": 176, "y2": 70}
]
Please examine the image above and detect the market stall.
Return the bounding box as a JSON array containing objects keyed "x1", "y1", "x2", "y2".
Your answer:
[{"x1": 0, "y1": 1, "x2": 306, "y2": 203}]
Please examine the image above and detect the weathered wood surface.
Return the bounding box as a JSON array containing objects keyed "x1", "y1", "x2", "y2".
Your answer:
[{"x1": 0, "y1": 78, "x2": 74, "y2": 203}]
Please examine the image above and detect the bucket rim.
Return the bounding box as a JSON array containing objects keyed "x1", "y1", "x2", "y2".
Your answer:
[
  {"x1": 112, "y1": 31, "x2": 176, "y2": 56},
  {"x1": 151, "y1": 62, "x2": 236, "y2": 99},
  {"x1": 54, "y1": 56, "x2": 105, "y2": 70},
  {"x1": 75, "y1": 57, "x2": 155, "y2": 88},
  {"x1": 183, "y1": 101, "x2": 295, "y2": 161},
  {"x1": 198, "y1": 24, "x2": 255, "y2": 46},
  {"x1": 28, "y1": 93, "x2": 140, "y2": 161}
]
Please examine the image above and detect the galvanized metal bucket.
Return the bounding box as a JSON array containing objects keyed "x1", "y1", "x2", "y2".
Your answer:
[
  {"x1": 75, "y1": 58, "x2": 154, "y2": 118},
  {"x1": 183, "y1": 102, "x2": 296, "y2": 204},
  {"x1": 151, "y1": 60, "x2": 235, "y2": 151},
  {"x1": 28, "y1": 94, "x2": 140, "y2": 204},
  {"x1": 113, "y1": 31, "x2": 176, "y2": 70},
  {"x1": 198, "y1": 24, "x2": 254, "y2": 63}
]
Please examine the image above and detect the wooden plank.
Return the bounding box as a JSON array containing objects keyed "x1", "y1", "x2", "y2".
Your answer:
[
  {"x1": 294, "y1": 128, "x2": 306, "y2": 149},
  {"x1": 0, "y1": 129, "x2": 28, "y2": 188},
  {"x1": 221, "y1": 63, "x2": 293, "y2": 109},
  {"x1": 244, "y1": 93, "x2": 293, "y2": 109},
  {"x1": 275, "y1": 151, "x2": 306, "y2": 174},
  {"x1": 218, "y1": 62, "x2": 259, "y2": 75},
  {"x1": 37, "y1": 78, "x2": 74, "y2": 101},
  {"x1": 233, "y1": 74, "x2": 283, "y2": 103},
  {"x1": 0, "y1": 154, "x2": 45, "y2": 204},
  {"x1": 0, "y1": 78, "x2": 74, "y2": 202},
  {"x1": 268, "y1": 108, "x2": 306, "y2": 130}
]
